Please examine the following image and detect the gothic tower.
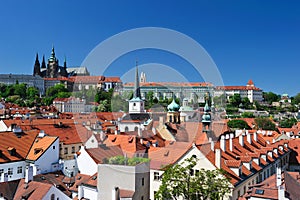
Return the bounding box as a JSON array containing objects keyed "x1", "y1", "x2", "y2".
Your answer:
[{"x1": 33, "y1": 53, "x2": 41, "y2": 76}]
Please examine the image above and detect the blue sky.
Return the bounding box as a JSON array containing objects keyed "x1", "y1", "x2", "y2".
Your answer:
[{"x1": 0, "y1": 1, "x2": 299, "y2": 96}]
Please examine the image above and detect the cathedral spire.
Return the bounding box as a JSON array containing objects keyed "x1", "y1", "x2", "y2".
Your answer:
[
  {"x1": 49, "y1": 45, "x2": 56, "y2": 62},
  {"x1": 33, "y1": 53, "x2": 41, "y2": 76},
  {"x1": 41, "y1": 55, "x2": 46, "y2": 68},
  {"x1": 64, "y1": 55, "x2": 67, "y2": 69},
  {"x1": 133, "y1": 61, "x2": 141, "y2": 99}
]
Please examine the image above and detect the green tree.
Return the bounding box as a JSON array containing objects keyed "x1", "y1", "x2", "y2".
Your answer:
[
  {"x1": 229, "y1": 94, "x2": 241, "y2": 107},
  {"x1": 263, "y1": 92, "x2": 280, "y2": 104},
  {"x1": 241, "y1": 112, "x2": 254, "y2": 118},
  {"x1": 26, "y1": 86, "x2": 39, "y2": 100},
  {"x1": 254, "y1": 118, "x2": 276, "y2": 130},
  {"x1": 279, "y1": 118, "x2": 297, "y2": 128},
  {"x1": 14, "y1": 83, "x2": 27, "y2": 98},
  {"x1": 293, "y1": 93, "x2": 300, "y2": 105},
  {"x1": 227, "y1": 119, "x2": 251, "y2": 129},
  {"x1": 155, "y1": 157, "x2": 231, "y2": 200}
]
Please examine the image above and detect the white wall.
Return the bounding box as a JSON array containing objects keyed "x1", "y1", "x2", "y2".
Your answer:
[
  {"x1": 43, "y1": 185, "x2": 72, "y2": 200},
  {"x1": 32, "y1": 138, "x2": 59, "y2": 175},
  {"x1": 150, "y1": 146, "x2": 217, "y2": 200},
  {"x1": 0, "y1": 161, "x2": 26, "y2": 182},
  {"x1": 0, "y1": 120, "x2": 8, "y2": 132},
  {"x1": 85, "y1": 134, "x2": 98, "y2": 149},
  {"x1": 78, "y1": 185, "x2": 98, "y2": 200},
  {"x1": 98, "y1": 162, "x2": 150, "y2": 200},
  {"x1": 76, "y1": 147, "x2": 97, "y2": 175}
]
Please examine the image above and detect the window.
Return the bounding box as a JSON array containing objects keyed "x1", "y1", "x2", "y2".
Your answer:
[
  {"x1": 154, "y1": 172, "x2": 160, "y2": 181},
  {"x1": 8, "y1": 168, "x2": 13, "y2": 175},
  {"x1": 72, "y1": 146, "x2": 75, "y2": 153},
  {"x1": 141, "y1": 196, "x2": 144, "y2": 200},
  {"x1": 50, "y1": 194, "x2": 55, "y2": 200},
  {"x1": 0, "y1": 169, "x2": 3, "y2": 175},
  {"x1": 53, "y1": 145, "x2": 55, "y2": 149},
  {"x1": 17, "y1": 166, "x2": 22, "y2": 174},
  {"x1": 190, "y1": 169, "x2": 194, "y2": 176},
  {"x1": 64, "y1": 147, "x2": 68, "y2": 154},
  {"x1": 142, "y1": 178, "x2": 144, "y2": 186}
]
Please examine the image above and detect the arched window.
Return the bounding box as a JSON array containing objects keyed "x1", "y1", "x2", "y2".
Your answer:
[
  {"x1": 134, "y1": 127, "x2": 138, "y2": 132},
  {"x1": 51, "y1": 194, "x2": 55, "y2": 200},
  {"x1": 125, "y1": 126, "x2": 129, "y2": 132}
]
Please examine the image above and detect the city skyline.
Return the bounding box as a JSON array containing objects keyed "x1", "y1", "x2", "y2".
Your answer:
[{"x1": 0, "y1": 1, "x2": 299, "y2": 95}]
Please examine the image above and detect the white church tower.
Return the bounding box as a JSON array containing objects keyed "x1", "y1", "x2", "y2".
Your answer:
[{"x1": 129, "y1": 62, "x2": 145, "y2": 113}]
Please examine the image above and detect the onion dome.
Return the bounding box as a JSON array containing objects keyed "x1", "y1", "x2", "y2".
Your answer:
[{"x1": 167, "y1": 99, "x2": 180, "y2": 112}]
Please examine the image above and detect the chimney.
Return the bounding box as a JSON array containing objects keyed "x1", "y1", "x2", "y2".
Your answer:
[
  {"x1": 138, "y1": 128, "x2": 142, "y2": 138},
  {"x1": 239, "y1": 134, "x2": 244, "y2": 146},
  {"x1": 229, "y1": 133, "x2": 233, "y2": 152},
  {"x1": 209, "y1": 137, "x2": 214, "y2": 151},
  {"x1": 159, "y1": 116, "x2": 164, "y2": 128},
  {"x1": 253, "y1": 131, "x2": 257, "y2": 141},
  {"x1": 220, "y1": 135, "x2": 226, "y2": 152},
  {"x1": 38, "y1": 130, "x2": 45, "y2": 138},
  {"x1": 25, "y1": 166, "x2": 33, "y2": 184},
  {"x1": 247, "y1": 133, "x2": 252, "y2": 144},
  {"x1": 112, "y1": 187, "x2": 120, "y2": 200},
  {"x1": 215, "y1": 149, "x2": 221, "y2": 168}
]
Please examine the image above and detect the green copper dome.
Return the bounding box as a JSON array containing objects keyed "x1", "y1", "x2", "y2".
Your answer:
[{"x1": 167, "y1": 99, "x2": 180, "y2": 112}]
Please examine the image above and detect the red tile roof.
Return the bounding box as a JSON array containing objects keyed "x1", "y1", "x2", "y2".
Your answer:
[
  {"x1": 14, "y1": 180, "x2": 52, "y2": 200},
  {"x1": 85, "y1": 145, "x2": 124, "y2": 164},
  {"x1": 0, "y1": 130, "x2": 38, "y2": 163}
]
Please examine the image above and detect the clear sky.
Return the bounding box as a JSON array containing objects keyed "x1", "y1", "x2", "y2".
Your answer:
[{"x1": 0, "y1": 1, "x2": 299, "y2": 96}]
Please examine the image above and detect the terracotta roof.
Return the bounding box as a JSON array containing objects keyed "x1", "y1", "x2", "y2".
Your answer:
[
  {"x1": 14, "y1": 180, "x2": 52, "y2": 200},
  {"x1": 26, "y1": 135, "x2": 58, "y2": 161},
  {"x1": 70, "y1": 75, "x2": 121, "y2": 84},
  {"x1": 68, "y1": 173, "x2": 91, "y2": 192},
  {"x1": 119, "y1": 189, "x2": 135, "y2": 198},
  {"x1": 247, "y1": 79, "x2": 254, "y2": 85},
  {"x1": 149, "y1": 142, "x2": 192, "y2": 170},
  {"x1": 0, "y1": 179, "x2": 20, "y2": 200},
  {"x1": 33, "y1": 171, "x2": 72, "y2": 197},
  {"x1": 215, "y1": 85, "x2": 261, "y2": 91},
  {"x1": 82, "y1": 173, "x2": 98, "y2": 187},
  {"x1": 0, "y1": 130, "x2": 38, "y2": 163},
  {"x1": 85, "y1": 145, "x2": 124, "y2": 164},
  {"x1": 288, "y1": 139, "x2": 300, "y2": 164},
  {"x1": 225, "y1": 160, "x2": 241, "y2": 168},
  {"x1": 104, "y1": 134, "x2": 146, "y2": 154}
]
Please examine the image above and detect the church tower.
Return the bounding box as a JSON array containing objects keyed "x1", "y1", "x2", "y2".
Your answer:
[
  {"x1": 60, "y1": 56, "x2": 68, "y2": 77},
  {"x1": 129, "y1": 62, "x2": 145, "y2": 113},
  {"x1": 41, "y1": 55, "x2": 46, "y2": 69},
  {"x1": 47, "y1": 46, "x2": 59, "y2": 78},
  {"x1": 202, "y1": 95, "x2": 211, "y2": 132},
  {"x1": 167, "y1": 97, "x2": 180, "y2": 124},
  {"x1": 33, "y1": 53, "x2": 41, "y2": 76}
]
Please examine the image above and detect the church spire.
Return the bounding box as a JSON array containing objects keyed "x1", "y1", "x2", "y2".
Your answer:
[
  {"x1": 33, "y1": 53, "x2": 41, "y2": 76},
  {"x1": 49, "y1": 45, "x2": 56, "y2": 62},
  {"x1": 64, "y1": 55, "x2": 67, "y2": 69},
  {"x1": 133, "y1": 61, "x2": 141, "y2": 99},
  {"x1": 41, "y1": 55, "x2": 46, "y2": 68}
]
